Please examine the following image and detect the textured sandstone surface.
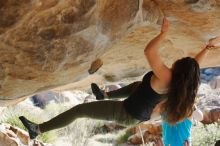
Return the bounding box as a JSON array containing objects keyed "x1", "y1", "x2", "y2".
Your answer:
[
  {"x1": 1, "y1": 0, "x2": 220, "y2": 105},
  {"x1": 0, "y1": 123, "x2": 52, "y2": 146}
]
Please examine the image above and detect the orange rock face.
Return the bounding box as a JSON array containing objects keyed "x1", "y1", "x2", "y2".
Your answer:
[{"x1": 0, "y1": 0, "x2": 220, "y2": 104}]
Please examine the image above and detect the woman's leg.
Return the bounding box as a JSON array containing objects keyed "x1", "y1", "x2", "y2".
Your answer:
[
  {"x1": 39, "y1": 100, "x2": 137, "y2": 133},
  {"x1": 92, "y1": 81, "x2": 141, "y2": 100},
  {"x1": 106, "y1": 81, "x2": 141, "y2": 98}
]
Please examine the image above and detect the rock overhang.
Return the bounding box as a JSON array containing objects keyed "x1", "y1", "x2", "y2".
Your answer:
[{"x1": 0, "y1": 0, "x2": 220, "y2": 105}]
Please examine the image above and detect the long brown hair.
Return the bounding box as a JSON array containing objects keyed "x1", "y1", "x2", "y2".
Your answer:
[{"x1": 162, "y1": 57, "x2": 200, "y2": 124}]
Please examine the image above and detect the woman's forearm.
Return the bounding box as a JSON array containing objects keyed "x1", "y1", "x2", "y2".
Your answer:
[
  {"x1": 195, "y1": 36, "x2": 220, "y2": 65},
  {"x1": 195, "y1": 46, "x2": 209, "y2": 65},
  {"x1": 144, "y1": 32, "x2": 167, "y2": 54}
]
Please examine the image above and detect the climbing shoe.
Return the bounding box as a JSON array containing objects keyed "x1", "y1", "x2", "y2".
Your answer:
[
  {"x1": 91, "y1": 83, "x2": 105, "y2": 100},
  {"x1": 19, "y1": 116, "x2": 40, "y2": 139}
]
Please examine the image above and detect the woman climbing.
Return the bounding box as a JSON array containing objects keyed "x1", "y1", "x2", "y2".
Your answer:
[
  {"x1": 19, "y1": 18, "x2": 220, "y2": 141},
  {"x1": 152, "y1": 96, "x2": 204, "y2": 146}
]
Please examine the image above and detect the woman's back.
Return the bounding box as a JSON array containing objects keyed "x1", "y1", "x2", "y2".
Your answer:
[
  {"x1": 124, "y1": 71, "x2": 166, "y2": 121},
  {"x1": 162, "y1": 118, "x2": 192, "y2": 146}
]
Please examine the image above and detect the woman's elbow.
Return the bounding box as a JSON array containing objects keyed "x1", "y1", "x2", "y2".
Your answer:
[
  {"x1": 193, "y1": 109, "x2": 204, "y2": 121},
  {"x1": 144, "y1": 47, "x2": 151, "y2": 56}
]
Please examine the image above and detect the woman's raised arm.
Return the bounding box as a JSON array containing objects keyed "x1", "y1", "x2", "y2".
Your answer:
[
  {"x1": 144, "y1": 17, "x2": 171, "y2": 84},
  {"x1": 195, "y1": 36, "x2": 220, "y2": 65}
]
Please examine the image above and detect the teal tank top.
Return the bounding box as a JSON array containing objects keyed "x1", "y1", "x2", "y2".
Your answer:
[{"x1": 162, "y1": 117, "x2": 192, "y2": 146}]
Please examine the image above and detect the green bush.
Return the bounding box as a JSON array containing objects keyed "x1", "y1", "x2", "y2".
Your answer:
[
  {"x1": 117, "y1": 130, "x2": 132, "y2": 144},
  {"x1": 191, "y1": 122, "x2": 220, "y2": 146}
]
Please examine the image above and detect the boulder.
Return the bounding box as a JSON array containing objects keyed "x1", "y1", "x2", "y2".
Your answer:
[
  {"x1": 127, "y1": 122, "x2": 162, "y2": 145},
  {"x1": 201, "y1": 108, "x2": 220, "y2": 124},
  {"x1": 1, "y1": 0, "x2": 220, "y2": 105},
  {"x1": 0, "y1": 123, "x2": 51, "y2": 146},
  {"x1": 30, "y1": 91, "x2": 69, "y2": 109}
]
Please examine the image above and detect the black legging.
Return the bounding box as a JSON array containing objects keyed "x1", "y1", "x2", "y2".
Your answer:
[
  {"x1": 39, "y1": 82, "x2": 141, "y2": 133},
  {"x1": 106, "y1": 81, "x2": 141, "y2": 98}
]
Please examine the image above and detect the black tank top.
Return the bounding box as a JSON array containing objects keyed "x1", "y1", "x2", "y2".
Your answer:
[{"x1": 123, "y1": 71, "x2": 165, "y2": 121}]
